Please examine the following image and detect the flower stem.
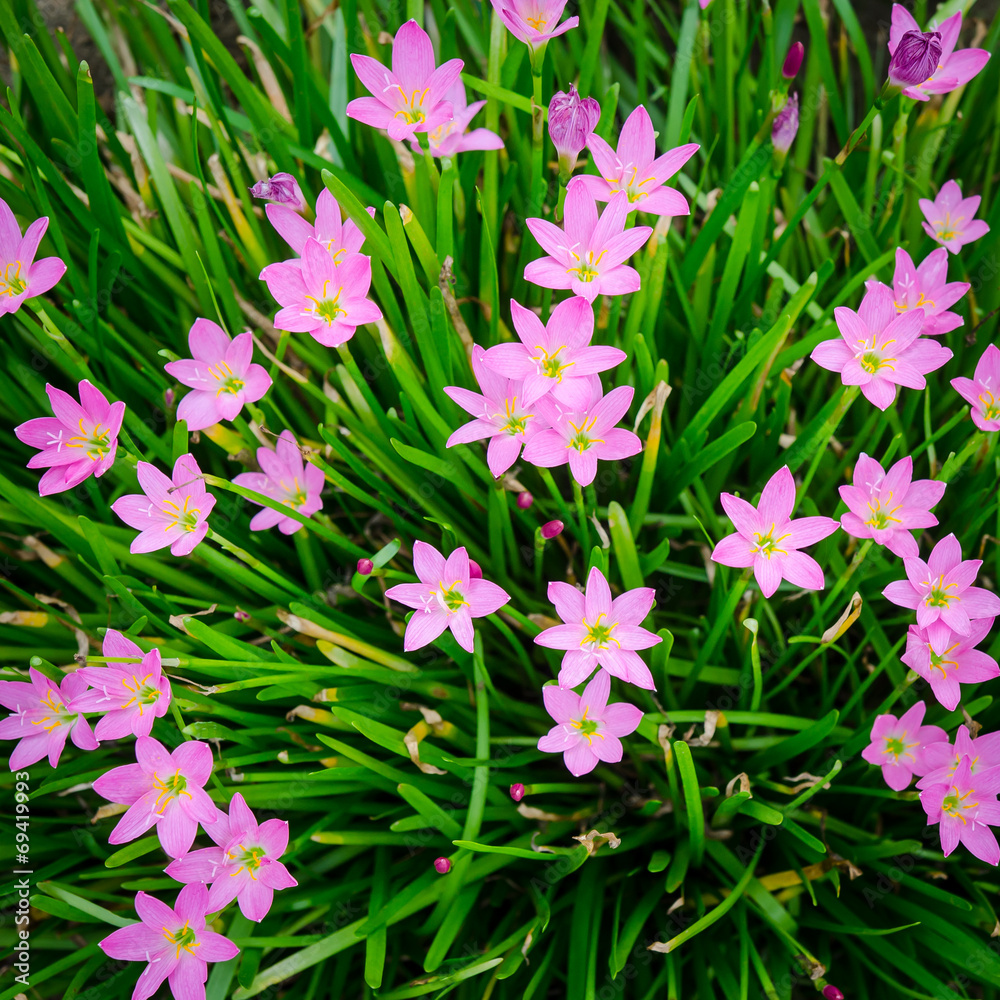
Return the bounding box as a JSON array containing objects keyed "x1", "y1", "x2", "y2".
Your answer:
[
  {"x1": 835, "y1": 99, "x2": 884, "y2": 165},
  {"x1": 572, "y1": 479, "x2": 591, "y2": 554},
  {"x1": 820, "y1": 538, "x2": 873, "y2": 619},
  {"x1": 207, "y1": 528, "x2": 310, "y2": 599},
  {"x1": 529, "y1": 65, "x2": 545, "y2": 218}
]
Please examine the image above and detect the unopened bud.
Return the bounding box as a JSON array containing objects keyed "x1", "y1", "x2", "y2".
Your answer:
[
  {"x1": 782, "y1": 41, "x2": 804, "y2": 79},
  {"x1": 548, "y1": 84, "x2": 601, "y2": 176},
  {"x1": 822, "y1": 987, "x2": 845, "y2": 1000},
  {"x1": 357, "y1": 558, "x2": 374, "y2": 576},
  {"x1": 541, "y1": 520, "x2": 564, "y2": 540},
  {"x1": 469, "y1": 560, "x2": 483, "y2": 579},
  {"x1": 234, "y1": 609, "x2": 250, "y2": 622},
  {"x1": 517, "y1": 491, "x2": 534, "y2": 510},
  {"x1": 434, "y1": 857, "x2": 451, "y2": 874},
  {"x1": 510, "y1": 783, "x2": 525, "y2": 802},
  {"x1": 887, "y1": 30, "x2": 941, "y2": 89}
]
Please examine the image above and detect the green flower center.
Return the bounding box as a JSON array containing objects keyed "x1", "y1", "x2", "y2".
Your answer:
[
  {"x1": 581, "y1": 613, "x2": 620, "y2": 651},
  {"x1": 122, "y1": 673, "x2": 161, "y2": 712},
  {"x1": 162, "y1": 495, "x2": 202, "y2": 532},
  {"x1": 433, "y1": 580, "x2": 469, "y2": 614},
  {"x1": 153, "y1": 769, "x2": 190, "y2": 811},
  {"x1": 750, "y1": 523, "x2": 791, "y2": 559},
  {"x1": 567, "y1": 416, "x2": 602, "y2": 453},
  {"x1": 0, "y1": 260, "x2": 27, "y2": 297},
  {"x1": 942, "y1": 785, "x2": 977, "y2": 823},
  {"x1": 210, "y1": 361, "x2": 245, "y2": 396},
  {"x1": 499, "y1": 397, "x2": 531, "y2": 437},
  {"x1": 227, "y1": 843, "x2": 267, "y2": 878},
  {"x1": 865, "y1": 493, "x2": 902, "y2": 530},
  {"x1": 533, "y1": 345, "x2": 573, "y2": 381},
  {"x1": 164, "y1": 921, "x2": 200, "y2": 957},
  {"x1": 924, "y1": 574, "x2": 958, "y2": 608},
  {"x1": 928, "y1": 643, "x2": 960, "y2": 677},
  {"x1": 69, "y1": 420, "x2": 112, "y2": 461}
]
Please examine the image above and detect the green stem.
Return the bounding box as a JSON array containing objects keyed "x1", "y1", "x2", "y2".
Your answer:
[
  {"x1": 819, "y1": 538, "x2": 873, "y2": 619},
  {"x1": 835, "y1": 99, "x2": 883, "y2": 164},
  {"x1": 572, "y1": 479, "x2": 591, "y2": 553},
  {"x1": 207, "y1": 529, "x2": 310, "y2": 599}
]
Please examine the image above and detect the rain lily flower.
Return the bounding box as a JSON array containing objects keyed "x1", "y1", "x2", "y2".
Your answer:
[
  {"x1": 535, "y1": 566, "x2": 661, "y2": 689},
  {"x1": 581, "y1": 106, "x2": 698, "y2": 216},
  {"x1": 0, "y1": 668, "x2": 97, "y2": 770},
  {"x1": 810, "y1": 283, "x2": 952, "y2": 411},
  {"x1": 901, "y1": 618, "x2": 999, "y2": 711},
  {"x1": 163, "y1": 319, "x2": 271, "y2": 431},
  {"x1": 409, "y1": 82, "x2": 503, "y2": 158},
  {"x1": 838, "y1": 453, "x2": 945, "y2": 559},
  {"x1": 71, "y1": 630, "x2": 171, "y2": 740},
  {"x1": 884, "y1": 247, "x2": 970, "y2": 336},
  {"x1": 711, "y1": 466, "x2": 839, "y2": 598},
  {"x1": 443, "y1": 345, "x2": 546, "y2": 479},
  {"x1": 0, "y1": 199, "x2": 67, "y2": 316},
  {"x1": 482, "y1": 297, "x2": 625, "y2": 408},
  {"x1": 384, "y1": 541, "x2": 510, "y2": 653},
  {"x1": 882, "y1": 533, "x2": 1000, "y2": 647},
  {"x1": 951, "y1": 344, "x2": 1000, "y2": 431},
  {"x1": 916, "y1": 725, "x2": 1000, "y2": 789},
  {"x1": 771, "y1": 93, "x2": 799, "y2": 156},
  {"x1": 889, "y1": 6, "x2": 990, "y2": 101},
  {"x1": 111, "y1": 453, "x2": 215, "y2": 557},
  {"x1": 525, "y1": 184, "x2": 652, "y2": 302},
  {"x1": 861, "y1": 701, "x2": 946, "y2": 791},
  {"x1": 548, "y1": 84, "x2": 600, "y2": 176},
  {"x1": 165, "y1": 793, "x2": 297, "y2": 922},
  {"x1": 537, "y1": 671, "x2": 643, "y2": 777},
  {"x1": 260, "y1": 237, "x2": 382, "y2": 347},
  {"x1": 522, "y1": 384, "x2": 642, "y2": 487},
  {"x1": 782, "y1": 42, "x2": 805, "y2": 79},
  {"x1": 14, "y1": 380, "x2": 124, "y2": 496},
  {"x1": 919, "y1": 179, "x2": 991, "y2": 254},
  {"x1": 233, "y1": 430, "x2": 324, "y2": 535},
  {"x1": 267, "y1": 188, "x2": 371, "y2": 263},
  {"x1": 886, "y1": 29, "x2": 942, "y2": 92},
  {"x1": 920, "y1": 756, "x2": 1000, "y2": 865},
  {"x1": 347, "y1": 20, "x2": 462, "y2": 143},
  {"x1": 93, "y1": 736, "x2": 218, "y2": 858},
  {"x1": 249, "y1": 172, "x2": 306, "y2": 211},
  {"x1": 490, "y1": 0, "x2": 579, "y2": 52},
  {"x1": 98, "y1": 884, "x2": 239, "y2": 1000}
]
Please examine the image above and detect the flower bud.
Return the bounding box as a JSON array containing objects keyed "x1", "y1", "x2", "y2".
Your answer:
[
  {"x1": 782, "y1": 41, "x2": 804, "y2": 79},
  {"x1": 233, "y1": 609, "x2": 250, "y2": 623},
  {"x1": 772, "y1": 92, "x2": 799, "y2": 155},
  {"x1": 249, "y1": 172, "x2": 307, "y2": 212},
  {"x1": 822, "y1": 987, "x2": 844, "y2": 1000},
  {"x1": 887, "y1": 30, "x2": 941, "y2": 89},
  {"x1": 510, "y1": 783, "x2": 525, "y2": 802},
  {"x1": 164, "y1": 388, "x2": 175, "y2": 409},
  {"x1": 548, "y1": 84, "x2": 601, "y2": 177},
  {"x1": 469, "y1": 560, "x2": 483, "y2": 579},
  {"x1": 434, "y1": 857, "x2": 451, "y2": 874},
  {"x1": 357, "y1": 558, "x2": 374, "y2": 576},
  {"x1": 541, "y1": 520, "x2": 564, "y2": 540},
  {"x1": 517, "y1": 491, "x2": 534, "y2": 510}
]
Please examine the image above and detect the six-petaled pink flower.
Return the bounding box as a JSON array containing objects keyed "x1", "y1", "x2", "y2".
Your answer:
[
  {"x1": 882, "y1": 533, "x2": 1000, "y2": 647},
  {"x1": 384, "y1": 541, "x2": 510, "y2": 653},
  {"x1": 951, "y1": 344, "x2": 1000, "y2": 431},
  {"x1": 919, "y1": 179, "x2": 990, "y2": 254},
  {"x1": 93, "y1": 736, "x2": 218, "y2": 858},
  {"x1": 233, "y1": 430, "x2": 324, "y2": 535},
  {"x1": 164, "y1": 319, "x2": 271, "y2": 431},
  {"x1": 811, "y1": 283, "x2": 952, "y2": 411},
  {"x1": 409, "y1": 82, "x2": 504, "y2": 158},
  {"x1": 920, "y1": 755, "x2": 1000, "y2": 865},
  {"x1": 111, "y1": 453, "x2": 215, "y2": 557},
  {"x1": 99, "y1": 884, "x2": 239, "y2": 1000},
  {"x1": 72, "y1": 630, "x2": 171, "y2": 740},
  {"x1": 882, "y1": 247, "x2": 970, "y2": 336},
  {"x1": 15, "y1": 379, "x2": 125, "y2": 496},
  {"x1": 537, "y1": 671, "x2": 643, "y2": 777},
  {"x1": 522, "y1": 384, "x2": 642, "y2": 487},
  {"x1": 580, "y1": 106, "x2": 698, "y2": 216},
  {"x1": 525, "y1": 184, "x2": 652, "y2": 302},
  {"x1": 901, "y1": 618, "x2": 999, "y2": 712},
  {"x1": 261, "y1": 237, "x2": 382, "y2": 347},
  {"x1": 490, "y1": 0, "x2": 579, "y2": 51},
  {"x1": 861, "y1": 701, "x2": 945, "y2": 792},
  {"x1": 0, "y1": 198, "x2": 67, "y2": 316},
  {"x1": 347, "y1": 20, "x2": 462, "y2": 142},
  {"x1": 267, "y1": 188, "x2": 371, "y2": 264},
  {"x1": 483, "y1": 297, "x2": 625, "y2": 408},
  {"x1": 535, "y1": 566, "x2": 661, "y2": 690},
  {"x1": 165, "y1": 792, "x2": 297, "y2": 923},
  {"x1": 838, "y1": 453, "x2": 945, "y2": 559},
  {"x1": 711, "y1": 466, "x2": 839, "y2": 598},
  {"x1": 916, "y1": 725, "x2": 1000, "y2": 790},
  {"x1": 0, "y1": 668, "x2": 97, "y2": 770}
]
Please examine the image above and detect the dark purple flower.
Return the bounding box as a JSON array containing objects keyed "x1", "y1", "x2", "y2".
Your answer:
[
  {"x1": 548, "y1": 84, "x2": 601, "y2": 175},
  {"x1": 782, "y1": 42, "x2": 804, "y2": 79},
  {"x1": 888, "y1": 30, "x2": 942, "y2": 89}
]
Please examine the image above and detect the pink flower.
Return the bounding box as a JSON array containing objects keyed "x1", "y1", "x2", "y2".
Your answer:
[
  {"x1": 71, "y1": 630, "x2": 171, "y2": 740},
  {"x1": 916, "y1": 725, "x2": 1000, "y2": 789},
  {"x1": 267, "y1": 188, "x2": 371, "y2": 263},
  {"x1": 0, "y1": 199, "x2": 66, "y2": 315},
  {"x1": 384, "y1": 541, "x2": 510, "y2": 653},
  {"x1": 548, "y1": 84, "x2": 600, "y2": 174},
  {"x1": 810, "y1": 283, "x2": 952, "y2": 411},
  {"x1": 535, "y1": 566, "x2": 661, "y2": 689},
  {"x1": 525, "y1": 184, "x2": 652, "y2": 302},
  {"x1": 580, "y1": 106, "x2": 698, "y2": 216},
  {"x1": 920, "y1": 755, "x2": 1000, "y2": 865},
  {"x1": 889, "y1": 6, "x2": 990, "y2": 101},
  {"x1": 537, "y1": 671, "x2": 643, "y2": 777},
  {"x1": 887, "y1": 29, "x2": 942, "y2": 91},
  {"x1": 882, "y1": 533, "x2": 1000, "y2": 646},
  {"x1": 883, "y1": 247, "x2": 969, "y2": 336},
  {"x1": 444, "y1": 345, "x2": 546, "y2": 479},
  {"x1": 232, "y1": 430, "x2": 324, "y2": 535},
  {"x1": 99, "y1": 884, "x2": 238, "y2": 1000},
  {"x1": 711, "y1": 466, "x2": 839, "y2": 599},
  {"x1": 14, "y1": 380, "x2": 124, "y2": 496},
  {"x1": 249, "y1": 172, "x2": 306, "y2": 211},
  {"x1": 490, "y1": 0, "x2": 579, "y2": 50},
  {"x1": 771, "y1": 92, "x2": 799, "y2": 155},
  {"x1": 164, "y1": 793, "x2": 297, "y2": 922},
  {"x1": 111, "y1": 454, "x2": 215, "y2": 557},
  {"x1": 163, "y1": 320, "x2": 271, "y2": 431},
  {"x1": 482, "y1": 297, "x2": 625, "y2": 408},
  {"x1": 919, "y1": 179, "x2": 991, "y2": 254},
  {"x1": 952, "y1": 344, "x2": 1000, "y2": 432},
  {"x1": 901, "y1": 619, "x2": 999, "y2": 711},
  {"x1": 838, "y1": 453, "x2": 945, "y2": 559},
  {"x1": 861, "y1": 701, "x2": 946, "y2": 791},
  {"x1": 93, "y1": 737, "x2": 218, "y2": 858},
  {"x1": 522, "y1": 383, "x2": 642, "y2": 487},
  {"x1": 409, "y1": 82, "x2": 503, "y2": 158},
  {"x1": 260, "y1": 237, "x2": 382, "y2": 347},
  {"x1": 0, "y1": 668, "x2": 97, "y2": 770},
  {"x1": 347, "y1": 20, "x2": 462, "y2": 143}
]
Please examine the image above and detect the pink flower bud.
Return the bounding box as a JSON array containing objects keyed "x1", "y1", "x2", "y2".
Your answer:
[
  {"x1": 517, "y1": 491, "x2": 534, "y2": 510},
  {"x1": 548, "y1": 84, "x2": 601, "y2": 174},
  {"x1": 234, "y1": 609, "x2": 250, "y2": 622},
  {"x1": 357, "y1": 558, "x2": 374, "y2": 576},
  {"x1": 510, "y1": 783, "x2": 525, "y2": 802},
  {"x1": 541, "y1": 520, "x2": 564, "y2": 540},
  {"x1": 782, "y1": 41, "x2": 804, "y2": 79},
  {"x1": 888, "y1": 30, "x2": 941, "y2": 89},
  {"x1": 164, "y1": 388, "x2": 175, "y2": 409},
  {"x1": 249, "y1": 172, "x2": 307, "y2": 212},
  {"x1": 434, "y1": 857, "x2": 451, "y2": 874},
  {"x1": 822, "y1": 987, "x2": 844, "y2": 1000},
  {"x1": 469, "y1": 560, "x2": 483, "y2": 579},
  {"x1": 772, "y1": 92, "x2": 799, "y2": 154}
]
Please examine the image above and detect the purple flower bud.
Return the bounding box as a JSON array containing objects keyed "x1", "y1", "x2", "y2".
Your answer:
[
  {"x1": 782, "y1": 41, "x2": 805, "y2": 79},
  {"x1": 234, "y1": 609, "x2": 250, "y2": 622},
  {"x1": 434, "y1": 857, "x2": 451, "y2": 874},
  {"x1": 541, "y1": 520, "x2": 564, "y2": 540},
  {"x1": 517, "y1": 491, "x2": 534, "y2": 510},
  {"x1": 249, "y1": 172, "x2": 307, "y2": 211},
  {"x1": 822, "y1": 987, "x2": 844, "y2": 1000},
  {"x1": 772, "y1": 92, "x2": 799, "y2": 155},
  {"x1": 469, "y1": 560, "x2": 483, "y2": 579},
  {"x1": 164, "y1": 388, "x2": 175, "y2": 409},
  {"x1": 510, "y1": 783, "x2": 525, "y2": 802},
  {"x1": 357, "y1": 558, "x2": 374, "y2": 576},
  {"x1": 888, "y1": 30, "x2": 941, "y2": 89},
  {"x1": 548, "y1": 84, "x2": 601, "y2": 174}
]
